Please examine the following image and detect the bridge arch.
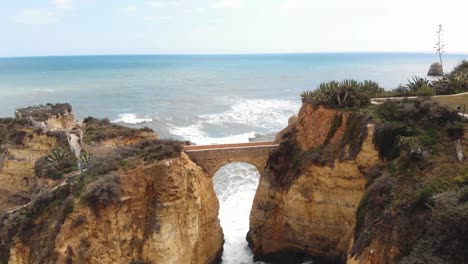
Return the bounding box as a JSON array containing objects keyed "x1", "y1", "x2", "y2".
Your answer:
[{"x1": 184, "y1": 142, "x2": 277, "y2": 178}]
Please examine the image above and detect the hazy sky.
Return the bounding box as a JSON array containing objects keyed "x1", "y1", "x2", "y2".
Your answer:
[{"x1": 1, "y1": 0, "x2": 468, "y2": 57}]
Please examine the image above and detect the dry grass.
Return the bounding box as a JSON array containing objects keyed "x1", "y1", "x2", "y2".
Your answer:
[{"x1": 432, "y1": 93, "x2": 468, "y2": 111}]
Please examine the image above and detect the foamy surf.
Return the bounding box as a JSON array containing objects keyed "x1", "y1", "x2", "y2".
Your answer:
[
  {"x1": 213, "y1": 163, "x2": 262, "y2": 264},
  {"x1": 200, "y1": 98, "x2": 301, "y2": 130},
  {"x1": 111, "y1": 114, "x2": 152, "y2": 124},
  {"x1": 168, "y1": 121, "x2": 256, "y2": 145},
  {"x1": 167, "y1": 97, "x2": 299, "y2": 145}
]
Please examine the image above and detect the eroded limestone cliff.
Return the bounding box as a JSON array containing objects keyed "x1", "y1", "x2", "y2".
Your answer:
[
  {"x1": 6, "y1": 154, "x2": 223, "y2": 264},
  {"x1": 248, "y1": 104, "x2": 380, "y2": 263},
  {"x1": 0, "y1": 104, "x2": 223, "y2": 264},
  {"x1": 249, "y1": 98, "x2": 468, "y2": 264}
]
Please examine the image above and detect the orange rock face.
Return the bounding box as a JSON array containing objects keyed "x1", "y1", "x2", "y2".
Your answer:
[
  {"x1": 248, "y1": 104, "x2": 380, "y2": 263},
  {"x1": 8, "y1": 154, "x2": 224, "y2": 264}
]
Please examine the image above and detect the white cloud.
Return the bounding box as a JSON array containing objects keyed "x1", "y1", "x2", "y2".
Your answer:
[
  {"x1": 52, "y1": 0, "x2": 72, "y2": 9},
  {"x1": 213, "y1": 0, "x2": 245, "y2": 9},
  {"x1": 13, "y1": 8, "x2": 59, "y2": 25},
  {"x1": 146, "y1": 1, "x2": 180, "y2": 8}
]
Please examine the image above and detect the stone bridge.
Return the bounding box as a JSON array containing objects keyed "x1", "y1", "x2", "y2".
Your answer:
[{"x1": 184, "y1": 141, "x2": 278, "y2": 177}]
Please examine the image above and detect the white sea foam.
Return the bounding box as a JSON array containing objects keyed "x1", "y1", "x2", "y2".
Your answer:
[
  {"x1": 200, "y1": 97, "x2": 301, "y2": 130},
  {"x1": 213, "y1": 163, "x2": 262, "y2": 264},
  {"x1": 111, "y1": 114, "x2": 152, "y2": 124},
  {"x1": 168, "y1": 121, "x2": 256, "y2": 145},
  {"x1": 168, "y1": 97, "x2": 300, "y2": 144},
  {"x1": 214, "y1": 164, "x2": 313, "y2": 264}
]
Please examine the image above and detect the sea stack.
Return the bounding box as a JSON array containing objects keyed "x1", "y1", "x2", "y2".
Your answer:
[{"x1": 427, "y1": 62, "x2": 443, "y2": 76}]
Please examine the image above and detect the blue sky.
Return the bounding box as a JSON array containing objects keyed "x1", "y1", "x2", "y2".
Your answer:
[{"x1": 1, "y1": 0, "x2": 467, "y2": 57}]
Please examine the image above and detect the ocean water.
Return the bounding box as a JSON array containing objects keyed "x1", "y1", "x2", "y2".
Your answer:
[
  {"x1": 1, "y1": 53, "x2": 467, "y2": 144},
  {"x1": 1, "y1": 53, "x2": 467, "y2": 263}
]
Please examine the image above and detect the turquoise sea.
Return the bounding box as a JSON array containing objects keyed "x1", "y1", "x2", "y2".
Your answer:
[
  {"x1": 1, "y1": 53, "x2": 467, "y2": 144},
  {"x1": 1, "y1": 52, "x2": 467, "y2": 264}
]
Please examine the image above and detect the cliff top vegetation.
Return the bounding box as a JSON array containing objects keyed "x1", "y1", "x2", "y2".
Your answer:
[
  {"x1": 82, "y1": 117, "x2": 153, "y2": 144},
  {"x1": 301, "y1": 79, "x2": 383, "y2": 109},
  {"x1": 15, "y1": 103, "x2": 72, "y2": 122}
]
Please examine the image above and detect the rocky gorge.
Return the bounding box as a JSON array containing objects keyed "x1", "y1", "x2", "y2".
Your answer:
[{"x1": 0, "y1": 98, "x2": 467, "y2": 264}]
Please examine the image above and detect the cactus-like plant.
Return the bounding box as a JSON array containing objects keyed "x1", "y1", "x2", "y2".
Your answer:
[
  {"x1": 46, "y1": 147, "x2": 72, "y2": 162},
  {"x1": 79, "y1": 151, "x2": 96, "y2": 164},
  {"x1": 406, "y1": 77, "x2": 431, "y2": 93},
  {"x1": 301, "y1": 79, "x2": 383, "y2": 109}
]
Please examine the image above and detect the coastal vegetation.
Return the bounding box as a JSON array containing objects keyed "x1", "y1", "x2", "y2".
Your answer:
[
  {"x1": 0, "y1": 118, "x2": 33, "y2": 145},
  {"x1": 350, "y1": 99, "x2": 467, "y2": 262},
  {"x1": 14, "y1": 103, "x2": 72, "y2": 122},
  {"x1": 301, "y1": 79, "x2": 383, "y2": 109},
  {"x1": 82, "y1": 117, "x2": 153, "y2": 144},
  {"x1": 381, "y1": 60, "x2": 468, "y2": 97},
  {"x1": 285, "y1": 86, "x2": 467, "y2": 262}
]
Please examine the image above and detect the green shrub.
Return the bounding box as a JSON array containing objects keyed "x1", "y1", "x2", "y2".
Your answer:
[
  {"x1": 445, "y1": 122, "x2": 464, "y2": 140},
  {"x1": 405, "y1": 77, "x2": 432, "y2": 94},
  {"x1": 35, "y1": 153, "x2": 77, "y2": 180},
  {"x1": 415, "y1": 86, "x2": 435, "y2": 96},
  {"x1": 453, "y1": 60, "x2": 468, "y2": 74},
  {"x1": 433, "y1": 61, "x2": 468, "y2": 95},
  {"x1": 81, "y1": 174, "x2": 121, "y2": 215},
  {"x1": 15, "y1": 103, "x2": 72, "y2": 122},
  {"x1": 418, "y1": 129, "x2": 439, "y2": 146},
  {"x1": 46, "y1": 147, "x2": 72, "y2": 162},
  {"x1": 416, "y1": 185, "x2": 435, "y2": 209},
  {"x1": 352, "y1": 177, "x2": 395, "y2": 256},
  {"x1": 373, "y1": 125, "x2": 403, "y2": 160},
  {"x1": 135, "y1": 139, "x2": 183, "y2": 163},
  {"x1": 0, "y1": 118, "x2": 33, "y2": 145},
  {"x1": 45, "y1": 131, "x2": 69, "y2": 147},
  {"x1": 301, "y1": 79, "x2": 383, "y2": 109},
  {"x1": 400, "y1": 190, "x2": 468, "y2": 263},
  {"x1": 375, "y1": 98, "x2": 459, "y2": 128},
  {"x1": 82, "y1": 117, "x2": 154, "y2": 144}
]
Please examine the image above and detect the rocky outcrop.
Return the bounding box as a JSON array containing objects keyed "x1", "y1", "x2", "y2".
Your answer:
[
  {"x1": 0, "y1": 130, "x2": 61, "y2": 211},
  {"x1": 427, "y1": 62, "x2": 443, "y2": 76},
  {"x1": 1, "y1": 104, "x2": 78, "y2": 211},
  {"x1": 2, "y1": 104, "x2": 223, "y2": 264},
  {"x1": 248, "y1": 104, "x2": 380, "y2": 263},
  {"x1": 15, "y1": 103, "x2": 75, "y2": 131},
  {"x1": 6, "y1": 153, "x2": 223, "y2": 264}
]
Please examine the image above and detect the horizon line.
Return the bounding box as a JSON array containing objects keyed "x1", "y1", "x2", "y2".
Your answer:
[{"x1": 2, "y1": 50, "x2": 468, "y2": 59}]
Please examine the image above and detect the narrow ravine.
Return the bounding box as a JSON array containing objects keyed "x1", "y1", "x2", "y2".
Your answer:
[{"x1": 213, "y1": 162, "x2": 260, "y2": 264}]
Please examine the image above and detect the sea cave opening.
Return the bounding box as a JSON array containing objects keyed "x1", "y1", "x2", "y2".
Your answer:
[{"x1": 212, "y1": 162, "x2": 261, "y2": 264}]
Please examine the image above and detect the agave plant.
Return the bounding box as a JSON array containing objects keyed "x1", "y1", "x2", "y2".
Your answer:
[
  {"x1": 301, "y1": 79, "x2": 380, "y2": 108},
  {"x1": 453, "y1": 60, "x2": 468, "y2": 74},
  {"x1": 406, "y1": 77, "x2": 432, "y2": 93},
  {"x1": 359, "y1": 80, "x2": 383, "y2": 97},
  {"x1": 79, "y1": 151, "x2": 96, "y2": 164},
  {"x1": 433, "y1": 71, "x2": 468, "y2": 94},
  {"x1": 46, "y1": 147, "x2": 72, "y2": 162}
]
